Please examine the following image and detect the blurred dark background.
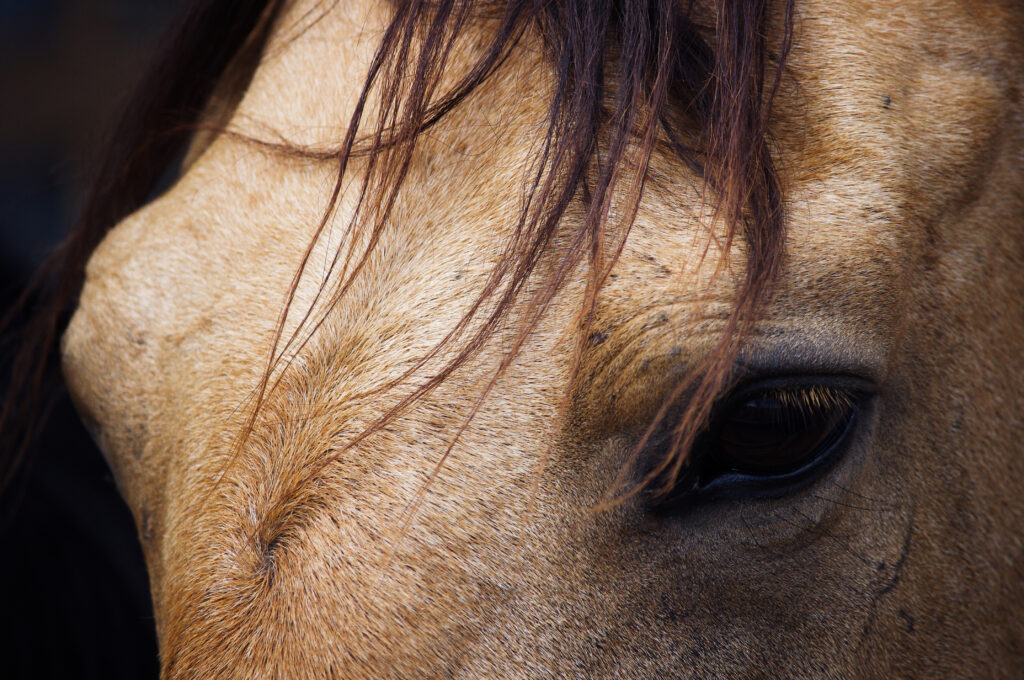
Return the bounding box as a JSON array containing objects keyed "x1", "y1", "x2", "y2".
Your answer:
[{"x1": 1, "y1": 1, "x2": 187, "y2": 678}]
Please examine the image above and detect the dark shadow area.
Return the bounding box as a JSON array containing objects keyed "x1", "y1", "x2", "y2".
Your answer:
[{"x1": 1, "y1": 2, "x2": 187, "y2": 677}]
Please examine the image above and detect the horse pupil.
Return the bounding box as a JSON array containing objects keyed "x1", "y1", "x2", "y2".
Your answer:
[{"x1": 717, "y1": 391, "x2": 852, "y2": 475}]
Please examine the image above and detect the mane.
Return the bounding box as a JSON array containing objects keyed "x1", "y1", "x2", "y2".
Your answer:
[{"x1": 0, "y1": 0, "x2": 793, "y2": 503}]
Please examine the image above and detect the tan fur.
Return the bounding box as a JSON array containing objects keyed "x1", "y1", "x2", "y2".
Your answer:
[{"x1": 61, "y1": 0, "x2": 1024, "y2": 677}]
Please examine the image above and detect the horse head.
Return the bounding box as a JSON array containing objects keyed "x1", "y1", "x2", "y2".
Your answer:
[{"x1": 48, "y1": 0, "x2": 1024, "y2": 676}]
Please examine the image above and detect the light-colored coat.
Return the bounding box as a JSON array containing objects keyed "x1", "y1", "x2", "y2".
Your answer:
[{"x1": 61, "y1": 0, "x2": 1024, "y2": 676}]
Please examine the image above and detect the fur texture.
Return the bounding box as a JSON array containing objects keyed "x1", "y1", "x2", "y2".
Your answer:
[{"x1": 61, "y1": 0, "x2": 1024, "y2": 677}]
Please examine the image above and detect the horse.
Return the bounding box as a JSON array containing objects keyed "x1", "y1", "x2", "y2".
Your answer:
[{"x1": 3, "y1": 0, "x2": 1023, "y2": 676}]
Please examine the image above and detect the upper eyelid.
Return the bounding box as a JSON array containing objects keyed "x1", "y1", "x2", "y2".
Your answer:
[{"x1": 733, "y1": 327, "x2": 888, "y2": 385}]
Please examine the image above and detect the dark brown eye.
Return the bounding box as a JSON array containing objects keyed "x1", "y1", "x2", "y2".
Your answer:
[
  {"x1": 645, "y1": 378, "x2": 870, "y2": 510},
  {"x1": 714, "y1": 385, "x2": 857, "y2": 477}
]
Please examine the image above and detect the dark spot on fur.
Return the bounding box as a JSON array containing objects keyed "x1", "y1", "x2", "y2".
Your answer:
[
  {"x1": 266, "y1": 534, "x2": 282, "y2": 555},
  {"x1": 656, "y1": 312, "x2": 669, "y2": 324},
  {"x1": 878, "y1": 521, "x2": 913, "y2": 596},
  {"x1": 129, "y1": 423, "x2": 148, "y2": 460},
  {"x1": 951, "y1": 404, "x2": 965, "y2": 432},
  {"x1": 862, "y1": 205, "x2": 895, "y2": 225},
  {"x1": 139, "y1": 508, "x2": 155, "y2": 544},
  {"x1": 644, "y1": 255, "x2": 673, "y2": 276},
  {"x1": 660, "y1": 595, "x2": 681, "y2": 623},
  {"x1": 882, "y1": 94, "x2": 892, "y2": 109},
  {"x1": 898, "y1": 608, "x2": 915, "y2": 634},
  {"x1": 669, "y1": 346, "x2": 682, "y2": 357},
  {"x1": 589, "y1": 331, "x2": 609, "y2": 345},
  {"x1": 261, "y1": 534, "x2": 283, "y2": 585},
  {"x1": 920, "y1": 222, "x2": 941, "y2": 271}
]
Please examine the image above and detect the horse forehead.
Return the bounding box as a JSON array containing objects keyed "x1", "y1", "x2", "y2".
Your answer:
[
  {"x1": 64, "y1": 0, "x2": 1023, "y2": 429},
  {"x1": 70, "y1": 0, "x2": 1022, "y2": 364}
]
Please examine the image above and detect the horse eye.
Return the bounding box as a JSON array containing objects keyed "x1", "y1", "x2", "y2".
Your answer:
[
  {"x1": 713, "y1": 385, "x2": 857, "y2": 477},
  {"x1": 650, "y1": 379, "x2": 870, "y2": 507}
]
